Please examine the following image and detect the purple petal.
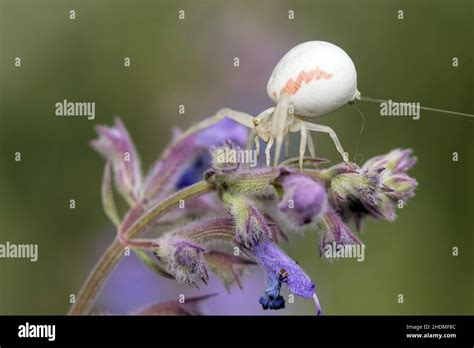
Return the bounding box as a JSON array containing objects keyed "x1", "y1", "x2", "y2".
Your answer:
[
  {"x1": 142, "y1": 132, "x2": 200, "y2": 202},
  {"x1": 196, "y1": 117, "x2": 248, "y2": 148},
  {"x1": 143, "y1": 118, "x2": 249, "y2": 202},
  {"x1": 252, "y1": 239, "x2": 315, "y2": 298}
]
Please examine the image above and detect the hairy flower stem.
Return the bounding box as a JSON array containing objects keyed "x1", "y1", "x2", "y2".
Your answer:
[
  {"x1": 67, "y1": 238, "x2": 123, "y2": 315},
  {"x1": 68, "y1": 181, "x2": 213, "y2": 315}
]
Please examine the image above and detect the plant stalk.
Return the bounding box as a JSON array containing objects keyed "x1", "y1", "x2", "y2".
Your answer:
[{"x1": 68, "y1": 181, "x2": 212, "y2": 315}]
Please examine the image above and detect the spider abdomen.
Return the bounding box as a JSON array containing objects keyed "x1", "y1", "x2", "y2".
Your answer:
[{"x1": 267, "y1": 41, "x2": 359, "y2": 117}]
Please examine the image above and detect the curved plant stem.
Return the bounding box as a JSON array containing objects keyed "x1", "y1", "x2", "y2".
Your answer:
[
  {"x1": 68, "y1": 238, "x2": 123, "y2": 315},
  {"x1": 68, "y1": 181, "x2": 213, "y2": 315}
]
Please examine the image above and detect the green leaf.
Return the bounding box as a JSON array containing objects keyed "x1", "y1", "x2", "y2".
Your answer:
[
  {"x1": 101, "y1": 162, "x2": 121, "y2": 228},
  {"x1": 134, "y1": 248, "x2": 173, "y2": 279},
  {"x1": 206, "y1": 251, "x2": 256, "y2": 291}
]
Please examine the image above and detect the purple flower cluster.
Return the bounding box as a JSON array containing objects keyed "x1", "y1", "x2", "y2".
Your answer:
[
  {"x1": 201, "y1": 140, "x2": 416, "y2": 313},
  {"x1": 91, "y1": 116, "x2": 417, "y2": 315},
  {"x1": 92, "y1": 117, "x2": 248, "y2": 207},
  {"x1": 326, "y1": 149, "x2": 418, "y2": 231}
]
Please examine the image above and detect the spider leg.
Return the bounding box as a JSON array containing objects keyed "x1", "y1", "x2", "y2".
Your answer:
[
  {"x1": 265, "y1": 136, "x2": 274, "y2": 167},
  {"x1": 245, "y1": 129, "x2": 256, "y2": 150},
  {"x1": 307, "y1": 130, "x2": 316, "y2": 158},
  {"x1": 254, "y1": 135, "x2": 260, "y2": 160},
  {"x1": 178, "y1": 108, "x2": 255, "y2": 143},
  {"x1": 255, "y1": 107, "x2": 275, "y2": 124},
  {"x1": 271, "y1": 93, "x2": 291, "y2": 166},
  {"x1": 299, "y1": 122, "x2": 307, "y2": 171},
  {"x1": 284, "y1": 133, "x2": 290, "y2": 158},
  {"x1": 303, "y1": 121, "x2": 348, "y2": 163}
]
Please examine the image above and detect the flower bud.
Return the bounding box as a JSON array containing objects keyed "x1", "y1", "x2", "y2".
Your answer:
[
  {"x1": 327, "y1": 149, "x2": 418, "y2": 229},
  {"x1": 221, "y1": 192, "x2": 272, "y2": 248},
  {"x1": 329, "y1": 168, "x2": 396, "y2": 224},
  {"x1": 316, "y1": 210, "x2": 363, "y2": 257},
  {"x1": 150, "y1": 217, "x2": 256, "y2": 290},
  {"x1": 276, "y1": 170, "x2": 327, "y2": 227},
  {"x1": 91, "y1": 118, "x2": 142, "y2": 204},
  {"x1": 362, "y1": 148, "x2": 417, "y2": 174},
  {"x1": 154, "y1": 236, "x2": 209, "y2": 287},
  {"x1": 381, "y1": 172, "x2": 417, "y2": 201}
]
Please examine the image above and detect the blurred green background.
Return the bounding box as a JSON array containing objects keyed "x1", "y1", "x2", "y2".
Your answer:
[{"x1": 0, "y1": 0, "x2": 472, "y2": 314}]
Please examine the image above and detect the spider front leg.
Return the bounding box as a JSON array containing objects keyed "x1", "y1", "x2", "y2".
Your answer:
[
  {"x1": 271, "y1": 93, "x2": 291, "y2": 166},
  {"x1": 303, "y1": 121, "x2": 349, "y2": 163},
  {"x1": 177, "y1": 108, "x2": 255, "y2": 144},
  {"x1": 306, "y1": 130, "x2": 316, "y2": 158},
  {"x1": 254, "y1": 134, "x2": 260, "y2": 159},
  {"x1": 284, "y1": 133, "x2": 290, "y2": 158},
  {"x1": 298, "y1": 122, "x2": 308, "y2": 171},
  {"x1": 245, "y1": 129, "x2": 256, "y2": 150},
  {"x1": 265, "y1": 136, "x2": 274, "y2": 167}
]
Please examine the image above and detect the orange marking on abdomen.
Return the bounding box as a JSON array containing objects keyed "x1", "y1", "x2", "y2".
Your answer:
[{"x1": 280, "y1": 67, "x2": 333, "y2": 96}]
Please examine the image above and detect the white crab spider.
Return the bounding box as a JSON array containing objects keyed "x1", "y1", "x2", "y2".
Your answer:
[
  {"x1": 184, "y1": 41, "x2": 361, "y2": 169},
  {"x1": 179, "y1": 40, "x2": 474, "y2": 170}
]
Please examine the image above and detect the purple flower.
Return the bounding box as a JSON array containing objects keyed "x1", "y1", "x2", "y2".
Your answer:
[
  {"x1": 195, "y1": 117, "x2": 248, "y2": 149},
  {"x1": 152, "y1": 217, "x2": 257, "y2": 290},
  {"x1": 252, "y1": 239, "x2": 322, "y2": 314},
  {"x1": 276, "y1": 170, "x2": 327, "y2": 227},
  {"x1": 362, "y1": 148, "x2": 417, "y2": 174},
  {"x1": 327, "y1": 149, "x2": 417, "y2": 230},
  {"x1": 221, "y1": 192, "x2": 272, "y2": 248},
  {"x1": 176, "y1": 154, "x2": 211, "y2": 188},
  {"x1": 382, "y1": 172, "x2": 417, "y2": 201},
  {"x1": 177, "y1": 118, "x2": 249, "y2": 189},
  {"x1": 90, "y1": 115, "x2": 418, "y2": 316},
  {"x1": 330, "y1": 168, "x2": 395, "y2": 222},
  {"x1": 92, "y1": 118, "x2": 248, "y2": 206},
  {"x1": 142, "y1": 119, "x2": 248, "y2": 203},
  {"x1": 362, "y1": 148, "x2": 417, "y2": 202},
  {"x1": 317, "y1": 210, "x2": 363, "y2": 256},
  {"x1": 91, "y1": 118, "x2": 142, "y2": 204},
  {"x1": 142, "y1": 130, "x2": 199, "y2": 202},
  {"x1": 154, "y1": 236, "x2": 209, "y2": 287}
]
